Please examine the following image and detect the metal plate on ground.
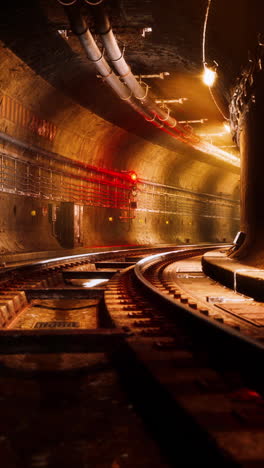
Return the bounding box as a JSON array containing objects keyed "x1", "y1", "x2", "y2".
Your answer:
[
  {"x1": 26, "y1": 288, "x2": 104, "y2": 299},
  {"x1": 176, "y1": 268, "x2": 203, "y2": 273},
  {"x1": 95, "y1": 261, "x2": 135, "y2": 268},
  {"x1": 216, "y1": 303, "x2": 264, "y2": 327},
  {"x1": 63, "y1": 270, "x2": 115, "y2": 279},
  {"x1": 176, "y1": 272, "x2": 205, "y2": 278},
  {"x1": 35, "y1": 321, "x2": 80, "y2": 329}
]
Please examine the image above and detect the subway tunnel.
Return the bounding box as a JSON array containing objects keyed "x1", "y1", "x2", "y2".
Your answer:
[
  {"x1": 0, "y1": 1, "x2": 264, "y2": 467},
  {"x1": 1, "y1": 0, "x2": 255, "y2": 254}
]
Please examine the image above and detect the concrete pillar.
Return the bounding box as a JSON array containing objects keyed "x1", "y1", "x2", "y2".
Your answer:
[{"x1": 232, "y1": 52, "x2": 264, "y2": 265}]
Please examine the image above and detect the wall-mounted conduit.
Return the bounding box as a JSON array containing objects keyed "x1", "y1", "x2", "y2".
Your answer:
[
  {"x1": 0, "y1": 148, "x2": 239, "y2": 222},
  {"x1": 58, "y1": 0, "x2": 240, "y2": 170}
]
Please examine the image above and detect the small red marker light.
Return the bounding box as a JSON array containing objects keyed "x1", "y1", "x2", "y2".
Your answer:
[
  {"x1": 130, "y1": 172, "x2": 137, "y2": 182},
  {"x1": 230, "y1": 388, "x2": 262, "y2": 402}
]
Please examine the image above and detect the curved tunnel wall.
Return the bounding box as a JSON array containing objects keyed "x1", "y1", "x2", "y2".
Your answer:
[{"x1": 0, "y1": 44, "x2": 240, "y2": 254}]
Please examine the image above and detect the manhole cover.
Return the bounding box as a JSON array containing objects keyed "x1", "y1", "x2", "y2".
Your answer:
[{"x1": 34, "y1": 321, "x2": 80, "y2": 328}]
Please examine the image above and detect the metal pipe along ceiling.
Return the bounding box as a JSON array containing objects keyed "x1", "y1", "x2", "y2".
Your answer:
[
  {"x1": 60, "y1": 1, "x2": 160, "y2": 123},
  {"x1": 91, "y1": 5, "x2": 178, "y2": 127},
  {"x1": 59, "y1": 0, "x2": 240, "y2": 169}
]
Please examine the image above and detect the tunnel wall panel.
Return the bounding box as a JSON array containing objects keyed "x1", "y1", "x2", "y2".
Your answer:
[{"x1": 0, "y1": 45, "x2": 240, "y2": 253}]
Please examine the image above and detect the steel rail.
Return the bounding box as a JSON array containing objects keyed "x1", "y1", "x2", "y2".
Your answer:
[
  {"x1": 133, "y1": 247, "x2": 264, "y2": 388},
  {"x1": 104, "y1": 245, "x2": 264, "y2": 465},
  {"x1": 0, "y1": 245, "x2": 192, "y2": 277}
]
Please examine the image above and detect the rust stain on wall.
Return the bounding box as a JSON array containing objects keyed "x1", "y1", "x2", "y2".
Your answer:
[{"x1": 0, "y1": 94, "x2": 57, "y2": 141}]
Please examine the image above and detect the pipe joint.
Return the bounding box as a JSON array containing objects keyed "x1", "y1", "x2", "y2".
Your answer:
[
  {"x1": 111, "y1": 45, "x2": 125, "y2": 63},
  {"x1": 89, "y1": 48, "x2": 105, "y2": 63},
  {"x1": 119, "y1": 66, "x2": 132, "y2": 79},
  {"x1": 98, "y1": 25, "x2": 112, "y2": 36},
  {"x1": 73, "y1": 25, "x2": 89, "y2": 36},
  {"x1": 100, "y1": 69, "x2": 113, "y2": 80}
]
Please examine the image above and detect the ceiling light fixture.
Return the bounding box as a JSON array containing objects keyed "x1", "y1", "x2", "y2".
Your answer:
[
  {"x1": 199, "y1": 132, "x2": 226, "y2": 137},
  {"x1": 179, "y1": 119, "x2": 208, "y2": 124},
  {"x1": 202, "y1": 65, "x2": 217, "y2": 87},
  {"x1": 223, "y1": 122, "x2": 231, "y2": 133},
  {"x1": 141, "y1": 27, "x2": 152, "y2": 37},
  {"x1": 219, "y1": 145, "x2": 236, "y2": 148},
  {"x1": 155, "y1": 98, "x2": 188, "y2": 104},
  {"x1": 57, "y1": 29, "x2": 69, "y2": 40},
  {"x1": 202, "y1": 0, "x2": 218, "y2": 87},
  {"x1": 134, "y1": 72, "x2": 170, "y2": 80}
]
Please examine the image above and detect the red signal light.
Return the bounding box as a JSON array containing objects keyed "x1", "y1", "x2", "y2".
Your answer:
[{"x1": 130, "y1": 172, "x2": 137, "y2": 182}]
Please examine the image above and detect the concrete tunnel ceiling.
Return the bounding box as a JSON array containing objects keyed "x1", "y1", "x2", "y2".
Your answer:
[{"x1": 0, "y1": 0, "x2": 262, "y2": 251}]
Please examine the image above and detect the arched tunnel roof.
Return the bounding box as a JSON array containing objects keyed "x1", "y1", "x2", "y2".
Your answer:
[{"x1": 0, "y1": 0, "x2": 262, "y2": 252}]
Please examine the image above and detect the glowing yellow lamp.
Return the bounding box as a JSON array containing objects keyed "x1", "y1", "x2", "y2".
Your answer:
[
  {"x1": 223, "y1": 122, "x2": 231, "y2": 133},
  {"x1": 203, "y1": 66, "x2": 216, "y2": 87}
]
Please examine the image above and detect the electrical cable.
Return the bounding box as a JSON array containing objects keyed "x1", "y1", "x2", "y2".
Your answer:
[
  {"x1": 209, "y1": 86, "x2": 229, "y2": 120},
  {"x1": 202, "y1": 0, "x2": 229, "y2": 120},
  {"x1": 202, "y1": 0, "x2": 211, "y2": 67}
]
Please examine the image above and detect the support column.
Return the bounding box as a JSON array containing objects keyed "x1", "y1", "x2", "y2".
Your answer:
[{"x1": 230, "y1": 46, "x2": 264, "y2": 266}]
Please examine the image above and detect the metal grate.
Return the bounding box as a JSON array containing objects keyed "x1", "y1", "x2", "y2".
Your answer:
[
  {"x1": 34, "y1": 321, "x2": 80, "y2": 328},
  {"x1": 0, "y1": 151, "x2": 132, "y2": 210},
  {"x1": 0, "y1": 149, "x2": 239, "y2": 220}
]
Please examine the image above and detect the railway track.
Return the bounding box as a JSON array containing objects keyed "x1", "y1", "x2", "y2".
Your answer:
[
  {"x1": 0, "y1": 246, "x2": 191, "y2": 352},
  {"x1": 0, "y1": 244, "x2": 263, "y2": 466},
  {"x1": 104, "y1": 245, "x2": 264, "y2": 467}
]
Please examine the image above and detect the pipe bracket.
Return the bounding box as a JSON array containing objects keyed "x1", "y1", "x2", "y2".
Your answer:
[
  {"x1": 145, "y1": 114, "x2": 156, "y2": 122},
  {"x1": 157, "y1": 104, "x2": 171, "y2": 122},
  {"x1": 100, "y1": 69, "x2": 113, "y2": 80},
  {"x1": 135, "y1": 82, "x2": 149, "y2": 100},
  {"x1": 119, "y1": 66, "x2": 132, "y2": 79},
  {"x1": 84, "y1": 0, "x2": 104, "y2": 5},
  {"x1": 168, "y1": 119, "x2": 177, "y2": 128},
  {"x1": 58, "y1": 0, "x2": 77, "y2": 5},
  {"x1": 120, "y1": 90, "x2": 132, "y2": 101}
]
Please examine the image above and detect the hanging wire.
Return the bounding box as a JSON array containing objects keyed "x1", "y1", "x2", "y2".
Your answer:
[
  {"x1": 202, "y1": 0, "x2": 212, "y2": 67},
  {"x1": 202, "y1": 0, "x2": 229, "y2": 120},
  {"x1": 209, "y1": 87, "x2": 229, "y2": 120}
]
